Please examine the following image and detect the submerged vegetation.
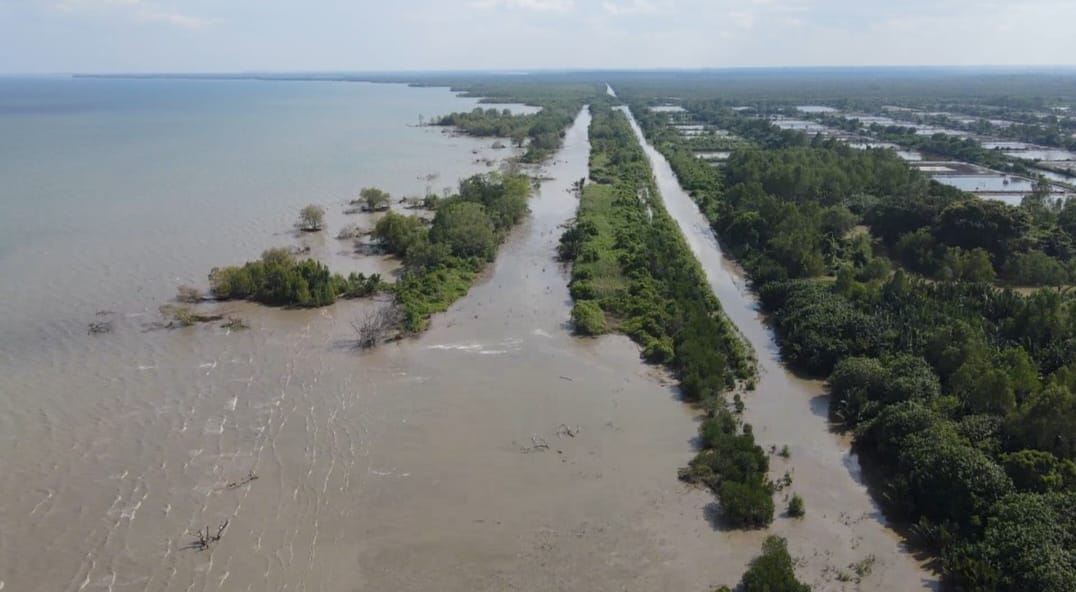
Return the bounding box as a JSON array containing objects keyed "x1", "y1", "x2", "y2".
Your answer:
[
  {"x1": 386, "y1": 173, "x2": 534, "y2": 331},
  {"x1": 561, "y1": 104, "x2": 765, "y2": 527},
  {"x1": 628, "y1": 89, "x2": 1076, "y2": 590},
  {"x1": 436, "y1": 106, "x2": 577, "y2": 163},
  {"x1": 297, "y1": 204, "x2": 325, "y2": 232},
  {"x1": 714, "y1": 536, "x2": 811, "y2": 592},
  {"x1": 199, "y1": 77, "x2": 588, "y2": 338},
  {"x1": 207, "y1": 172, "x2": 535, "y2": 332},
  {"x1": 210, "y1": 248, "x2": 382, "y2": 307},
  {"x1": 429, "y1": 79, "x2": 598, "y2": 164}
]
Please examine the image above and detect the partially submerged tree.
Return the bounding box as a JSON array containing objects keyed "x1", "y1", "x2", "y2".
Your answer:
[
  {"x1": 176, "y1": 284, "x2": 202, "y2": 304},
  {"x1": 159, "y1": 304, "x2": 223, "y2": 328},
  {"x1": 357, "y1": 187, "x2": 391, "y2": 212},
  {"x1": 351, "y1": 302, "x2": 402, "y2": 349},
  {"x1": 336, "y1": 223, "x2": 363, "y2": 240},
  {"x1": 788, "y1": 493, "x2": 805, "y2": 518},
  {"x1": 740, "y1": 536, "x2": 811, "y2": 592},
  {"x1": 298, "y1": 204, "x2": 326, "y2": 232}
]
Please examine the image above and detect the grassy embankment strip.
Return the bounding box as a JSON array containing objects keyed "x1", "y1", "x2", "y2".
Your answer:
[{"x1": 561, "y1": 105, "x2": 774, "y2": 529}]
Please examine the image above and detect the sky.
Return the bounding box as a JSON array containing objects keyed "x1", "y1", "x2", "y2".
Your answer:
[{"x1": 1, "y1": 0, "x2": 1074, "y2": 73}]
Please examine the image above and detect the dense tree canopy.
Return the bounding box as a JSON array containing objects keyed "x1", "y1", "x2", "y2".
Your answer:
[{"x1": 627, "y1": 93, "x2": 1076, "y2": 590}]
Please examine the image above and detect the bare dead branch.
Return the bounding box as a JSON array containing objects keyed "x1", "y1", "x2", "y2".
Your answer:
[{"x1": 350, "y1": 302, "x2": 402, "y2": 349}]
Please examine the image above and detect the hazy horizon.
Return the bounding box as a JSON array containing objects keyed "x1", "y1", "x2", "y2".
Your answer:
[
  {"x1": 7, "y1": 65, "x2": 1076, "y2": 77},
  {"x1": 2, "y1": 0, "x2": 1075, "y2": 74}
]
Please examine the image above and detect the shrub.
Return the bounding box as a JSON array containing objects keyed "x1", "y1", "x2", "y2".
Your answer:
[
  {"x1": 298, "y1": 204, "x2": 325, "y2": 231},
  {"x1": 372, "y1": 211, "x2": 427, "y2": 256},
  {"x1": 336, "y1": 223, "x2": 362, "y2": 240},
  {"x1": 209, "y1": 249, "x2": 340, "y2": 307},
  {"x1": 571, "y1": 301, "x2": 606, "y2": 335},
  {"x1": 430, "y1": 200, "x2": 498, "y2": 260},
  {"x1": 788, "y1": 493, "x2": 805, "y2": 518},
  {"x1": 718, "y1": 479, "x2": 775, "y2": 529},
  {"x1": 176, "y1": 284, "x2": 202, "y2": 303},
  {"x1": 740, "y1": 536, "x2": 811, "y2": 592},
  {"x1": 358, "y1": 187, "x2": 391, "y2": 211}
]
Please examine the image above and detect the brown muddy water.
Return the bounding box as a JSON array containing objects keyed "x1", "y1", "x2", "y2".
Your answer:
[
  {"x1": 2, "y1": 90, "x2": 766, "y2": 592},
  {"x1": 621, "y1": 104, "x2": 940, "y2": 590}
]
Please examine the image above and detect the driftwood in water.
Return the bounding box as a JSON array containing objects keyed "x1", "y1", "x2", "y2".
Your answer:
[
  {"x1": 555, "y1": 424, "x2": 581, "y2": 438},
  {"x1": 220, "y1": 317, "x2": 249, "y2": 331},
  {"x1": 520, "y1": 436, "x2": 550, "y2": 454},
  {"x1": 89, "y1": 310, "x2": 115, "y2": 335},
  {"x1": 226, "y1": 471, "x2": 259, "y2": 489},
  {"x1": 88, "y1": 320, "x2": 113, "y2": 335},
  {"x1": 188, "y1": 519, "x2": 229, "y2": 551}
]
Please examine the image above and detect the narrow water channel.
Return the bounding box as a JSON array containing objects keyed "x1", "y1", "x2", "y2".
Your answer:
[{"x1": 619, "y1": 104, "x2": 940, "y2": 590}]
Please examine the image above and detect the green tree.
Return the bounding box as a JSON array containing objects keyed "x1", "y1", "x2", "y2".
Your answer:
[
  {"x1": 899, "y1": 426, "x2": 1014, "y2": 531},
  {"x1": 359, "y1": 187, "x2": 391, "y2": 211},
  {"x1": 963, "y1": 248, "x2": 997, "y2": 282},
  {"x1": 1010, "y1": 383, "x2": 1076, "y2": 460},
  {"x1": 1002, "y1": 449, "x2": 1076, "y2": 493},
  {"x1": 933, "y1": 200, "x2": 1032, "y2": 264},
  {"x1": 951, "y1": 492, "x2": 1076, "y2": 592},
  {"x1": 372, "y1": 211, "x2": 427, "y2": 256},
  {"x1": 570, "y1": 301, "x2": 606, "y2": 335},
  {"x1": 1004, "y1": 251, "x2": 1070, "y2": 287},
  {"x1": 718, "y1": 479, "x2": 775, "y2": 529},
  {"x1": 298, "y1": 204, "x2": 325, "y2": 232},
  {"x1": 1059, "y1": 199, "x2": 1076, "y2": 238},
  {"x1": 829, "y1": 356, "x2": 887, "y2": 425},
  {"x1": 787, "y1": 493, "x2": 806, "y2": 518},
  {"x1": 430, "y1": 200, "x2": 498, "y2": 260},
  {"x1": 740, "y1": 536, "x2": 811, "y2": 592}
]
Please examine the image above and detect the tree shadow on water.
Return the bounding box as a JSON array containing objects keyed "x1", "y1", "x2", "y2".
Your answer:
[{"x1": 703, "y1": 501, "x2": 763, "y2": 533}]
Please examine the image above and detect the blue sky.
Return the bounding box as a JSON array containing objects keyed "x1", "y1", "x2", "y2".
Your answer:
[{"x1": 1, "y1": 0, "x2": 1073, "y2": 73}]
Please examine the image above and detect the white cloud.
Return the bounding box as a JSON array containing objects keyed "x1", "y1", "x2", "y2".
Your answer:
[
  {"x1": 54, "y1": 0, "x2": 212, "y2": 28},
  {"x1": 469, "y1": 0, "x2": 575, "y2": 12},
  {"x1": 601, "y1": 0, "x2": 658, "y2": 16}
]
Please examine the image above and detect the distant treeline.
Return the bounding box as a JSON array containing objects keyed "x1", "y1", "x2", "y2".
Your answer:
[
  {"x1": 632, "y1": 97, "x2": 1076, "y2": 592},
  {"x1": 436, "y1": 107, "x2": 575, "y2": 163},
  {"x1": 431, "y1": 80, "x2": 605, "y2": 163},
  {"x1": 599, "y1": 69, "x2": 1076, "y2": 110}
]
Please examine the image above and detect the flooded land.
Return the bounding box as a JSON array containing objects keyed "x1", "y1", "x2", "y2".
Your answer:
[
  {"x1": 12, "y1": 75, "x2": 1037, "y2": 592},
  {"x1": 0, "y1": 83, "x2": 793, "y2": 592}
]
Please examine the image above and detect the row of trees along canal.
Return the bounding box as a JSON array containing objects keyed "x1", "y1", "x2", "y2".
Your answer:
[
  {"x1": 200, "y1": 96, "x2": 585, "y2": 343},
  {"x1": 558, "y1": 103, "x2": 812, "y2": 591},
  {"x1": 629, "y1": 98, "x2": 1076, "y2": 592}
]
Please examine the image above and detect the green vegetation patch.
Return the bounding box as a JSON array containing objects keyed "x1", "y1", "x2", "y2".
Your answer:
[
  {"x1": 714, "y1": 536, "x2": 811, "y2": 592},
  {"x1": 210, "y1": 248, "x2": 381, "y2": 308},
  {"x1": 374, "y1": 172, "x2": 535, "y2": 332},
  {"x1": 208, "y1": 169, "x2": 547, "y2": 337},
  {"x1": 563, "y1": 104, "x2": 766, "y2": 529}
]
